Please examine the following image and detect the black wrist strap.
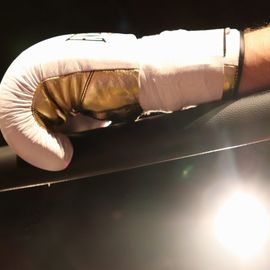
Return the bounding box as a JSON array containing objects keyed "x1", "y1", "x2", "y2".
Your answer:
[{"x1": 233, "y1": 30, "x2": 245, "y2": 97}]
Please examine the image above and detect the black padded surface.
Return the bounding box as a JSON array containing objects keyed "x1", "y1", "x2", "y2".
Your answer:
[
  {"x1": 1, "y1": 90, "x2": 270, "y2": 190},
  {"x1": 1, "y1": 134, "x2": 270, "y2": 270}
]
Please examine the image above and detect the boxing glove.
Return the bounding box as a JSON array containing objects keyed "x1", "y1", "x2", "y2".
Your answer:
[{"x1": 0, "y1": 28, "x2": 241, "y2": 171}]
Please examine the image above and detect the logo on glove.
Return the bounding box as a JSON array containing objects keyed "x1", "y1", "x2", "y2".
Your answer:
[{"x1": 67, "y1": 33, "x2": 106, "y2": 42}]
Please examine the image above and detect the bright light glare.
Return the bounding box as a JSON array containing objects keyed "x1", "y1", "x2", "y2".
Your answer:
[{"x1": 213, "y1": 191, "x2": 270, "y2": 258}]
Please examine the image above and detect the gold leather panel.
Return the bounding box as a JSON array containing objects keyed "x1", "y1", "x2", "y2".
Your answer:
[
  {"x1": 32, "y1": 69, "x2": 141, "y2": 131},
  {"x1": 223, "y1": 64, "x2": 237, "y2": 97}
]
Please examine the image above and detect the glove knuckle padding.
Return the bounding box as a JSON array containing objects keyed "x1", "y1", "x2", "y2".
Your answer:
[{"x1": 0, "y1": 34, "x2": 140, "y2": 171}]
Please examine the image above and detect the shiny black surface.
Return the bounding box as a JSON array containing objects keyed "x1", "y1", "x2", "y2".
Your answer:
[{"x1": 1, "y1": 139, "x2": 270, "y2": 270}]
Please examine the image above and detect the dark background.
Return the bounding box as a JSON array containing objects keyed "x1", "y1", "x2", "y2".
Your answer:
[{"x1": 1, "y1": 0, "x2": 270, "y2": 79}]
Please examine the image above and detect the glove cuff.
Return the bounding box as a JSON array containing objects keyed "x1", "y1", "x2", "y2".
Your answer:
[
  {"x1": 138, "y1": 28, "x2": 242, "y2": 111},
  {"x1": 223, "y1": 28, "x2": 244, "y2": 99}
]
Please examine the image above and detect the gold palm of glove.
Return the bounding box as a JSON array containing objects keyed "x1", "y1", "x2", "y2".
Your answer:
[{"x1": 32, "y1": 69, "x2": 141, "y2": 131}]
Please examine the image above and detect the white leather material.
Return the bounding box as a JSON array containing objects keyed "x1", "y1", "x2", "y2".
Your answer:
[
  {"x1": 0, "y1": 33, "x2": 138, "y2": 171},
  {"x1": 138, "y1": 29, "x2": 225, "y2": 111},
  {"x1": 224, "y1": 28, "x2": 241, "y2": 66}
]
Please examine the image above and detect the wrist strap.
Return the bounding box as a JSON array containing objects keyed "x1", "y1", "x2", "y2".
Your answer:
[
  {"x1": 222, "y1": 28, "x2": 245, "y2": 99},
  {"x1": 233, "y1": 30, "x2": 245, "y2": 97}
]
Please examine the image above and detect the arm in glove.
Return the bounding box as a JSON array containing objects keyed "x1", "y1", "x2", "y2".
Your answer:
[{"x1": 0, "y1": 28, "x2": 241, "y2": 171}]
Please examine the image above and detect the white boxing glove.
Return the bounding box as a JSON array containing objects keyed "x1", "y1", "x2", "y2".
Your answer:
[{"x1": 0, "y1": 29, "x2": 241, "y2": 171}]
